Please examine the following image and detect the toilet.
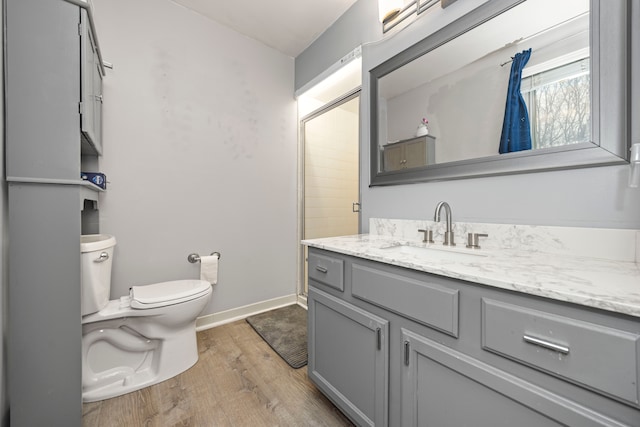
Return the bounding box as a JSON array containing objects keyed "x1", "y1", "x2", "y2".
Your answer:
[{"x1": 80, "y1": 234, "x2": 212, "y2": 402}]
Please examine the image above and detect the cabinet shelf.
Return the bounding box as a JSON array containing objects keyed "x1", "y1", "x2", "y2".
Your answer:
[
  {"x1": 6, "y1": 176, "x2": 106, "y2": 208},
  {"x1": 81, "y1": 180, "x2": 104, "y2": 209}
]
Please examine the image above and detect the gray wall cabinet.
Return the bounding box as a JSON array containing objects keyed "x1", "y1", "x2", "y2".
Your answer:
[
  {"x1": 5, "y1": 0, "x2": 104, "y2": 425},
  {"x1": 307, "y1": 247, "x2": 640, "y2": 427},
  {"x1": 80, "y1": 8, "x2": 103, "y2": 155}
]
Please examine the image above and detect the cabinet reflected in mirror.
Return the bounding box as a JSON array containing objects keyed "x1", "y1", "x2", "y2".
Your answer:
[
  {"x1": 382, "y1": 135, "x2": 435, "y2": 172},
  {"x1": 370, "y1": 0, "x2": 629, "y2": 186}
]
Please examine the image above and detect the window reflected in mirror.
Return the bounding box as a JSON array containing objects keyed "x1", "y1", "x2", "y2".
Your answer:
[{"x1": 522, "y1": 56, "x2": 590, "y2": 149}]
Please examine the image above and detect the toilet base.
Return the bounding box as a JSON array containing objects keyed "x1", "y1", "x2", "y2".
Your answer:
[{"x1": 82, "y1": 319, "x2": 200, "y2": 402}]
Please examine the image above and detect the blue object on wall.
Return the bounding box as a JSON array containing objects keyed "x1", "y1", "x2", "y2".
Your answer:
[{"x1": 499, "y1": 48, "x2": 532, "y2": 154}]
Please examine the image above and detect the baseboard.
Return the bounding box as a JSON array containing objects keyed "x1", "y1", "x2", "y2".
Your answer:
[
  {"x1": 195, "y1": 294, "x2": 299, "y2": 331},
  {"x1": 297, "y1": 294, "x2": 307, "y2": 308}
]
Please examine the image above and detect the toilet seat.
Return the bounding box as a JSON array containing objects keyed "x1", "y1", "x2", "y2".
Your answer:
[{"x1": 130, "y1": 280, "x2": 211, "y2": 309}]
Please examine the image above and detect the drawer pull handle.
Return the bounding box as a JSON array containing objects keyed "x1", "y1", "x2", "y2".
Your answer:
[
  {"x1": 315, "y1": 266, "x2": 328, "y2": 274},
  {"x1": 523, "y1": 335, "x2": 570, "y2": 355}
]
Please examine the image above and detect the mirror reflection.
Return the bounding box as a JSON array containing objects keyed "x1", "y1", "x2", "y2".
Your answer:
[{"x1": 377, "y1": 0, "x2": 590, "y2": 173}]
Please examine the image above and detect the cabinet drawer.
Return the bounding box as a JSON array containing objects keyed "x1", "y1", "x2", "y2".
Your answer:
[
  {"x1": 482, "y1": 298, "x2": 640, "y2": 405},
  {"x1": 308, "y1": 251, "x2": 344, "y2": 291},
  {"x1": 352, "y1": 263, "x2": 459, "y2": 337}
]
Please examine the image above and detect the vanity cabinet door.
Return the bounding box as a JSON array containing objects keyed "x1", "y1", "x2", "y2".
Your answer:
[
  {"x1": 308, "y1": 287, "x2": 389, "y2": 427},
  {"x1": 400, "y1": 329, "x2": 627, "y2": 427},
  {"x1": 80, "y1": 9, "x2": 103, "y2": 155}
]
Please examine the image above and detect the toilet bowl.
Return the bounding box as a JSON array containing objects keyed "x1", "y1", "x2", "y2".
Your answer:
[{"x1": 81, "y1": 234, "x2": 212, "y2": 402}]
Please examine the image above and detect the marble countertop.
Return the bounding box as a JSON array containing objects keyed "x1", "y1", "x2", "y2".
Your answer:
[{"x1": 302, "y1": 233, "x2": 640, "y2": 318}]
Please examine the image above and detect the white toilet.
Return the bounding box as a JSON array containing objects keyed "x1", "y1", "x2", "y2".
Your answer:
[{"x1": 81, "y1": 234, "x2": 212, "y2": 402}]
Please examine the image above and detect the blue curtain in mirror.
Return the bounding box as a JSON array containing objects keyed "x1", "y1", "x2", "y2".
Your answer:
[{"x1": 499, "y1": 49, "x2": 532, "y2": 154}]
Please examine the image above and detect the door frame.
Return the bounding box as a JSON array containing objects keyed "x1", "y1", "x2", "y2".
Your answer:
[{"x1": 297, "y1": 88, "x2": 362, "y2": 302}]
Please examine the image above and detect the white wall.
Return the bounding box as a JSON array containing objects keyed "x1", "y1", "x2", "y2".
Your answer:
[
  {"x1": 297, "y1": 0, "x2": 640, "y2": 231},
  {"x1": 92, "y1": 0, "x2": 297, "y2": 316}
]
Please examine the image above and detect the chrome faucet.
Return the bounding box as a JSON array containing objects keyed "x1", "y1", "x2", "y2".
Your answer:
[{"x1": 434, "y1": 201, "x2": 455, "y2": 246}]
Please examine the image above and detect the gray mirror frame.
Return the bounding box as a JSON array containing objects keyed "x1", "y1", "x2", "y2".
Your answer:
[{"x1": 370, "y1": 0, "x2": 630, "y2": 186}]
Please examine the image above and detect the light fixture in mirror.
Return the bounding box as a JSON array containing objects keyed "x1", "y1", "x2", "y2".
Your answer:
[
  {"x1": 378, "y1": 0, "x2": 403, "y2": 23},
  {"x1": 379, "y1": 1, "x2": 459, "y2": 33},
  {"x1": 370, "y1": 0, "x2": 629, "y2": 186}
]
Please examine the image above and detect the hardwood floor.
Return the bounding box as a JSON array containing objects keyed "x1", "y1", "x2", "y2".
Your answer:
[{"x1": 82, "y1": 320, "x2": 354, "y2": 427}]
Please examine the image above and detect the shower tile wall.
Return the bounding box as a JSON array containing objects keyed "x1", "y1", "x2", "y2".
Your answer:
[{"x1": 304, "y1": 102, "x2": 359, "y2": 239}]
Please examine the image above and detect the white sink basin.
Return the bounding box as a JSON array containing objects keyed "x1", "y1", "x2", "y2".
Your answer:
[{"x1": 381, "y1": 244, "x2": 488, "y2": 261}]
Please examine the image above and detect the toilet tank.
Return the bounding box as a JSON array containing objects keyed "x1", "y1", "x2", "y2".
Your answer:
[{"x1": 81, "y1": 234, "x2": 116, "y2": 316}]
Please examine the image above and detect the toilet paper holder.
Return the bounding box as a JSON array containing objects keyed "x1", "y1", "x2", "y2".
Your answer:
[{"x1": 187, "y1": 252, "x2": 221, "y2": 263}]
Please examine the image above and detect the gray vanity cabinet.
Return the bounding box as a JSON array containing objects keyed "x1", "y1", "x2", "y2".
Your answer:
[
  {"x1": 306, "y1": 247, "x2": 640, "y2": 427},
  {"x1": 308, "y1": 287, "x2": 389, "y2": 427}
]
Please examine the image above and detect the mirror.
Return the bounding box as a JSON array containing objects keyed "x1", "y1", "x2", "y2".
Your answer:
[{"x1": 370, "y1": 0, "x2": 629, "y2": 186}]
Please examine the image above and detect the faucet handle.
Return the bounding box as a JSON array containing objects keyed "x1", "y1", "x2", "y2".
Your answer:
[
  {"x1": 418, "y1": 229, "x2": 434, "y2": 244},
  {"x1": 466, "y1": 233, "x2": 488, "y2": 249}
]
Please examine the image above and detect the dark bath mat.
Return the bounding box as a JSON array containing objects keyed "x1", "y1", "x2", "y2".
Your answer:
[{"x1": 246, "y1": 304, "x2": 308, "y2": 369}]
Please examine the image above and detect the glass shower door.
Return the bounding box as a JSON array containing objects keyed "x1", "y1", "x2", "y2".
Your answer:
[{"x1": 301, "y1": 93, "x2": 360, "y2": 296}]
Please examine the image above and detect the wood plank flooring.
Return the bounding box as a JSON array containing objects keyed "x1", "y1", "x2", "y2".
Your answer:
[{"x1": 82, "y1": 319, "x2": 354, "y2": 427}]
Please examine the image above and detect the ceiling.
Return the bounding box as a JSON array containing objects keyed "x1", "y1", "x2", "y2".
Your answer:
[{"x1": 170, "y1": 0, "x2": 359, "y2": 58}]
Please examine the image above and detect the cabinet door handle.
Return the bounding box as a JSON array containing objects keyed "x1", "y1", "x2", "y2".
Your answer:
[
  {"x1": 376, "y1": 328, "x2": 381, "y2": 350},
  {"x1": 404, "y1": 340, "x2": 410, "y2": 366},
  {"x1": 523, "y1": 335, "x2": 570, "y2": 355},
  {"x1": 315, "y1": 266, "x2": 328, "y2": 274}
]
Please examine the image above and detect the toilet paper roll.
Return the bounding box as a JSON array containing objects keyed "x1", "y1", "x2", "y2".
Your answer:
[{"x1": 200, "y1": 255, "x2": 219, "y2": 285}]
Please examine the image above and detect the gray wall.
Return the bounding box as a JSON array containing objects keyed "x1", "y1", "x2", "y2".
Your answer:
[
  {"x1": 0, "y1": 1, "x2": 7, "y2": 423},
  {"x1": 93, "y1": 0, "x2": 298, "y2": 316},
  {"x1": 294, "y1": 0, "x2": 379, "y2": 92},
  {"x1": 297, "y1": 0, "x2": 640, "y2": 231},
  {"x1": 0, "y1": 2, "x2": 9, "y2": 426}
]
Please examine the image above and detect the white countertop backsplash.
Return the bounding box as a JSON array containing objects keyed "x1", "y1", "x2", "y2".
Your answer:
[
  {"x1": 369, "y1": 218, "x2": 639, "y2": 263},
  {"x1": 302, "y1": 219, "x2": 640, "y2": 318}
]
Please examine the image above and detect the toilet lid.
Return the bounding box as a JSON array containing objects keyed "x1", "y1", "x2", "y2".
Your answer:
[{"x1": 130, "y1": 280, "x2": 211, "y2": 309}]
